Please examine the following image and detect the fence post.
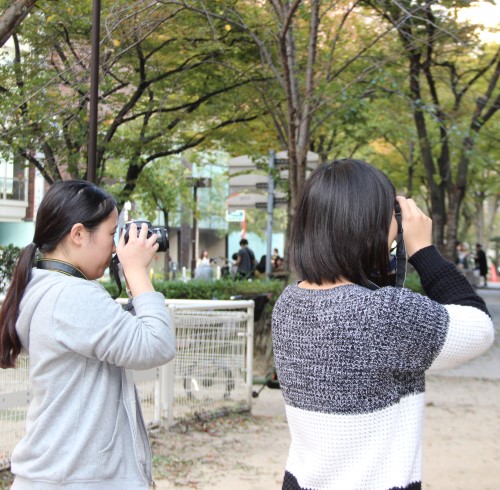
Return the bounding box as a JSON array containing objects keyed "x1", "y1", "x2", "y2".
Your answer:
[
  {"x1": 246, "y1": 302, "x2": 255, "y2": 408},
  {"x1": 162, "y1": 305, "x2": 177, "y2": 427}
]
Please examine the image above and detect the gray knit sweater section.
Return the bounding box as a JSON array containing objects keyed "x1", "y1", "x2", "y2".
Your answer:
[{"x1": 272, "y1": 284, "x2": 449, "y2": 415}]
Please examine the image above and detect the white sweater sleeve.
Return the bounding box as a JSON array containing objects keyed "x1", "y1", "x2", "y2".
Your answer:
[{"x1": 430, "y1": 304, "x2": 494, "y2": 370}]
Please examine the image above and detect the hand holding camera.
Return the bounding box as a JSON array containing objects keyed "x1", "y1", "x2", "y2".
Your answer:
[
  {"x1": 395, "y1": 196, "x2": 433, "y2": 258},
  {"x1": 116, "y1": 222, "x2": 159, "y2": 297}
]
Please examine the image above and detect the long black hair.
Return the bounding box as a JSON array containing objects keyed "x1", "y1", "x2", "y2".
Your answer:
[
  {"x1": 290, "y1": 159, "x2": 396, "y2": 286},
  {"x1": 0, "y1": 180, "x2": 116, "y2": 368}
]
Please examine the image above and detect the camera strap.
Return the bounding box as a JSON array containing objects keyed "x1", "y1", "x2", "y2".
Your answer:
[
  {"x1": 394, "y1": 206, "x2": 407, "y2": 288},
  {"x1": 36, "y1": 259, "x2": 87, "y2": 280},
  {"x1": 109, "y1": 254, "x2": 122, "y2": 299}
]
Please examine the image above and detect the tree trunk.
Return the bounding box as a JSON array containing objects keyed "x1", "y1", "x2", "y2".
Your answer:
[
  {"x1": 408, "y1": 53, "x2": 447, "y2": 251},
  {"x1": 486, "y1": 195, "x2": 499, "y2": 248},
  {"x1": 0, "y1": 0, "x2": 36, "y2": 48}
]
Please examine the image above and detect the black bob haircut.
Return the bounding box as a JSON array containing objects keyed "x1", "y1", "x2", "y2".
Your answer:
[{"x1": 289, "y1": 159, "x2": 396, "y2": 287}]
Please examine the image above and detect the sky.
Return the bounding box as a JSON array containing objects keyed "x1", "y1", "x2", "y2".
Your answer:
[{"x1": 457, "y1": 1, "x2": 500, "y2": 42}]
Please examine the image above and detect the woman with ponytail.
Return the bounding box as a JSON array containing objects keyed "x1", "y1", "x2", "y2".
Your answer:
[{"x1": 0, "y1": 180, "x2": 175, "y2": 489}]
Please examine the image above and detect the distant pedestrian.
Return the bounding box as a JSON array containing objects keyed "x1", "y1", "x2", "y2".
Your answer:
[
  {"x1": 236, "y1": 238, "x2": 256, "y2": 280},
  {"x1": 474, "y1": 243, "x2": 488, "y2": 287},
  {"x1": 456, "y1": 242, "x2": 470, "y2": 270},
  {"x1": 194, "y1": 250, "x2": 212, "y2": 280}
]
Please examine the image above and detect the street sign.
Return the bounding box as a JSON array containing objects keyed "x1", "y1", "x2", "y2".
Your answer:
[
  {"x1": 275, "y1": 158, "x2": 289, "y2": 168},
  {"x1": 186, "y1": 176, "x2": 212, "y2": 188},
  {"x1": 226, "y1": 209, "x2": 246, "y2": 222},
  {"x1": 273, "y1": 197, "x2": 289, "y2": 204},
  {"x1": 227, "y1": 192, "x2": 267, "y2": 209}
]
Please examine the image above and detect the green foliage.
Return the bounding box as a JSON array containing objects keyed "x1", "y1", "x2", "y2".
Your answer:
[
  {"x1": 101, "y1": 278, "x2": 286, "y2": 305},
  {"x1": 0, "y1": 244, "x2": 21, "y2": 293},
  {"x1": 404, "y1": 272, "x2": 425, "y2": 295},
  {"x1": 1, "y1": 0, "x2": 269, "y2": 206}
]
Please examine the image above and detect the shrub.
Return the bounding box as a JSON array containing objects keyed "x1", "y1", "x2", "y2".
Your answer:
[
  {"x1": 101, "y1": 278, "x2": 287, "y2": 305},
  {"x1": 0, "y1": 244, "x2": 21, "y2": 293}
]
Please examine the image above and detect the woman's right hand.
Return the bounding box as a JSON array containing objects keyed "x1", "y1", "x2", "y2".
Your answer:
[
  {"x1": 116, "y1": 222, "x2": 159, "y2": 297},
  {"x1": 395, "y1": 196, "x2": 433, "y2": 258}
]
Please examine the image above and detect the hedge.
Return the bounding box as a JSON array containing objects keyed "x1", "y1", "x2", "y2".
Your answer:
[{"x1": 100, "y1": 278, "x2": 288, "y2": 304}]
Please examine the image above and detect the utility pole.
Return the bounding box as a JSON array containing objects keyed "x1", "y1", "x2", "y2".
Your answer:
[
  {"x1": 265, "y1": 151, "x2": 275, "y2": 277},
  {"x1": 188, "y1": 177, "x2": 212, "y2": 275},
  {"x1": 87, "y1": 0, "x2": 101, "y2": 183}
]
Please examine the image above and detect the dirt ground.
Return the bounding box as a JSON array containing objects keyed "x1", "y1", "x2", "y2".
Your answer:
[
  {"x1": 155, "y1": 289, "x2": 500, "y2": 490},
  {"x1": 3, "y1": 291, "x2": 498, "y2": 490},
  {"x1": 153, "y1": 376, "x2": 500, "y2": 490}
]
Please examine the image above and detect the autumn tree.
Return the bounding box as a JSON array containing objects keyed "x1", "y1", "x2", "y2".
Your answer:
[
  {"x1": 184, "y1": 0, "x2": 413, "y2": 248},
  {"x1": 365, "y1": 0, "x2": 500, "y2": 258},
  {"x1": 0, "y1": 0, "x2": 37, "y2": 48},
  {"x1": 0, "y1": 0, "x2": 267, "y2": 209}
]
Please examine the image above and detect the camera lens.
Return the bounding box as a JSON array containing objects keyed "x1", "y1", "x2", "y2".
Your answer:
[
  {"x1": 153, "y1": 227, "x2": 169, "y2": 252},
  {"x1": 124, "y1": 221, "x2": 169, "y2": 252}
]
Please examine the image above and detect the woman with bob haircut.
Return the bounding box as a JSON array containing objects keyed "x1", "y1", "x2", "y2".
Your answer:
[
  {"x1": 272, "y1": 159, "x2": 494, "y2": 490},
  {"x1": 0, "y1": 180, "x2": 175, "y2": 489}
]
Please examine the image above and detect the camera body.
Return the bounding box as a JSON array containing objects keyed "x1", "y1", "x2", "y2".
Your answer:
[{"x1": 123, "y1": 220, "x2": 169, "y2": 252}]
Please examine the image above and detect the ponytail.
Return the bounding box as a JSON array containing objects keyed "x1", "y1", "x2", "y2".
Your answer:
[
  {"x1": 0, "y1": 243, "x2": 37, "y2": 368},
  {"x1": 1, "y1": 179, "x2": 117, "y2": 368}
]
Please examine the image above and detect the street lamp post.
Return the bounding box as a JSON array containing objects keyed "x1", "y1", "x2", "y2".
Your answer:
[
  {"x1": 87, "y1": 0, "x2": 101, "y2": 183},
  {"x1": 188, "y1": 177, "x2": 212, "y2": 275},
  {"x1": 265, "y1": 151, "x2": 275, "y2": 277}
]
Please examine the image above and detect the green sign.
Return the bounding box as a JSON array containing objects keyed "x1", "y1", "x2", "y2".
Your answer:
[{"x1": 226, "y1": 210, "x2": 246, "y2": 222}]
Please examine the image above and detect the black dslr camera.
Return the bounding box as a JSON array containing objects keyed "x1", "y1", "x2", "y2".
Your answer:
[{"x1": 123, "y1": 220, "x2": 169, "y2": 252}]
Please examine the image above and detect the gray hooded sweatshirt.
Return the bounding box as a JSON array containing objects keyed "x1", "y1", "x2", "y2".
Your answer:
[{"x1": 10, "y1": 269, "x2": 175, "y2": 489}]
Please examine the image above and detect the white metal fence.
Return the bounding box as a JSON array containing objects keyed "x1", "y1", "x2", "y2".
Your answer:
[{"x1": 0, "y1": 298, "x2": 254, "y2": 470}]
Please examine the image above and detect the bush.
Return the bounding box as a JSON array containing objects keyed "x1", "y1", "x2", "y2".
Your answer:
[
  {"x1": 101, "y1": 278, "x2": 287, "y2": 305},
  {"x1": 0, "y1": 244, "x2": 21, "y2": 293}
]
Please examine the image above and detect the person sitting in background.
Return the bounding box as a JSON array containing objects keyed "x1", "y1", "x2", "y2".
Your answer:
[
  {"x1": 194, "y1": 250, "x2": 213, "y2": 280},
  {"x1": 271, "y1": 256, "x2": 288, "y2": 280},
  {"x1": 256, "y1": 255, "x2": 267, "y2": 276},
  {"x1": 272, "y1": 248, "x2": 280, "y2": 267},
  {"x1": 220, "y1": 258, "x2": 231, "y2": 278}
]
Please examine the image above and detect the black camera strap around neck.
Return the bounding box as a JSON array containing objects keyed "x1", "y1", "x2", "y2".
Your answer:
[
  {"x1": 37, "y1": 257, "x2": 123, "y2": 300},
  {"x1": 36, "y1": 259, "x2": 87, "y2": 280},
  {"x1": 109, "y1": 254, "x2": 123, "y2": 299}
]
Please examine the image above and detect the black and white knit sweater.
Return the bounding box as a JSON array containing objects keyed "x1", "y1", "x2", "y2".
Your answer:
[{"x1": 272, "y1": 246, "x2": 494, "y2": 490}]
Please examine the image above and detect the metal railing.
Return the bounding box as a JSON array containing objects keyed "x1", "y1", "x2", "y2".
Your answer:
[{"x1": 0, "y1": 298, "x2": 254, "y2": 470}]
